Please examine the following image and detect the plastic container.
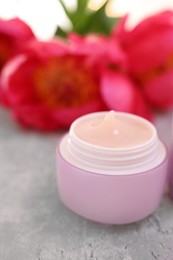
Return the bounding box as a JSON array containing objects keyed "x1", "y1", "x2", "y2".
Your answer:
[{"x1": 56, "y1": 112, "x2": 168, "y2": 224}]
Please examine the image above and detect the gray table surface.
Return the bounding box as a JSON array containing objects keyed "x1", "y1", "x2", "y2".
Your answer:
[{"x1": 0, "y1": 108, "x2": 173, "y2": 260}]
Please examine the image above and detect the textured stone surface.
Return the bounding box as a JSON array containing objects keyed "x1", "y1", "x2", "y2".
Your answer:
[{"x1": 0, "y1": 109, "x2": 173, "y2": 260}]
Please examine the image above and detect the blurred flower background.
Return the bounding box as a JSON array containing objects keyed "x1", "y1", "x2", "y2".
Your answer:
[
  {"x1": 1, "y1": 0, "x2": 173, "y2": 39},
  {"x1": 0, "y1": 0, "x2": 173, "y2": 131}
]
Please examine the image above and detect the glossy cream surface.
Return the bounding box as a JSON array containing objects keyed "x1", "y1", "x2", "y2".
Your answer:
[{"x1": 74, "y1": 111, "x2": 153, "y2": 148}]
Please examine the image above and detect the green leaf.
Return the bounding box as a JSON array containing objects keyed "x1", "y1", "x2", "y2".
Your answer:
[
  {"x1": 77, "y1": 0, "x2": 88, "y2": 12},
  {"x1": 57, "y1": 0, "x2": 120, "y2": 36},
  {"x1": 58, "y1": 0, "x2": 74, "y2": 22},
  {"x1": 73, "y1": 0, "x2": 117, "y2": 35},
  {"x1": 58, "y1": 0, "x2": 86, "y2": 28},
  {"x1": 55, "y1": 26, "x2": 68, "y2": 38},
  {"x1": 73, "y1": 2, "x2": 104, "y2": 33}
]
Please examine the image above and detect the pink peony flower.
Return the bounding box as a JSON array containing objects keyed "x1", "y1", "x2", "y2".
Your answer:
[
  {"x1": 70, "y1": 33, "x2": 152, "y2": 120},
  {"x1": 100, "y1": 70, "x2": 152, "y2": 120},
  {"x1": 1, "y1": 33, "x2": 153, "y2": 131},
  {"x1": 69, "y1": 33, "x2": 126, "y2": 69},
  {"x1": 0, "y1": 40, "x2": 104, "y2": 131},
  {"x1": 114, "y1": 11, "x2": 173, "y2": 110},
  {"x1": 0, "y1": 18, "x2": 36, "y2": 103},
  {"x1": 0, "y1": 18, "x2": 35, "y2": 70}
]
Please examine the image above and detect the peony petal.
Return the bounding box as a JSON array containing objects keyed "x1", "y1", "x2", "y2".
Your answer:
[
  {"x1": 11, "y1": 100, "x2": 104, "y2": 131},
  {"x1": 133, "y1": 88, "x2": 153, "y2": 121},
  {"x1": 128, "y1": 11, "x2": 173, "y2": 43},
  {"x1": 23, "y1": 39, "x2": 69, "y2": 60},
  {"x1": 100, "y1": 71, "x2": 136, "y2": 113},
  {"x1": 53, "y1": 100, "x2": 104, "y2": 127},
  {"x1": 115, "y1": 11, "x2": 173, "y2": 46},
  {"x1": 69, "y1": 33, "x2": 126, "y2": 68},
  {"x1": 0, "y1": 18, "x2": 35, "y2": 40},
  {"x1": 13, "y1": 104, "x2": 61, "y2": 131},
  {"x1": 144, "y1": 69, "x2": 173, "y2": 109},
  {"x1": 114, "y1": 11, "x2": 173, "y2": 73},
  {"x1": 100, "y1": 71, "x2": 152, "y2": 120},
  {"x1": 126, "y1": 30, "x2": 173, "y2": 73},
  {"x1": 0, "y1": 18, "x2": 35, "y2": 103},
  {"x1": 0, "y1": 54, "x2": 39, "y2": 106},
  {"x1": 112, "y1": 14, "x2": 128, "y2": 40},
  {"x1": 0, "y1": 55, "x2": 27, "y2": 106}
]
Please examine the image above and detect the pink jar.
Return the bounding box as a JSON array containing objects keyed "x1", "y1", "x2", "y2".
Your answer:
[{"x1": 56, "y1": 112, "x2": 168, "y2": 224}]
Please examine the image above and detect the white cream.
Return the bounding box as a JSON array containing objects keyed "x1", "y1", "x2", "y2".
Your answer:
[{"x1": 74, "y1": 110, "x2": 153, "y2": 148}]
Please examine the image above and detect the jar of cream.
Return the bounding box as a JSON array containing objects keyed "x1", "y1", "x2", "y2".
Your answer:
[{"x1": 57, "y1": 111, "x2": 168, "y2": 224}]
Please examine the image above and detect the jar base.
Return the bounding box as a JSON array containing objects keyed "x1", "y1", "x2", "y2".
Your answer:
[{"x1": 57, "y1": 144, "x2": 168, "y2": 225}]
